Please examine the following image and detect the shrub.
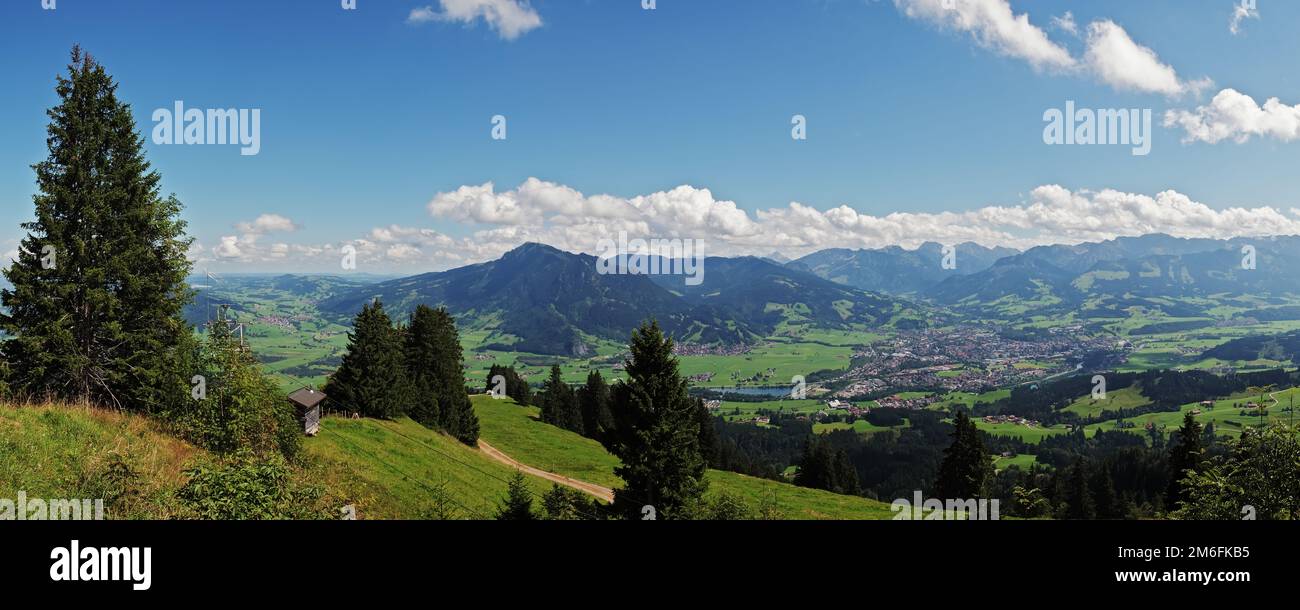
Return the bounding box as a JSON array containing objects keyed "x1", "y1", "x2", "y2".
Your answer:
[{"x1": 177, "y1": 452, "x2": 324, "y2": 520}]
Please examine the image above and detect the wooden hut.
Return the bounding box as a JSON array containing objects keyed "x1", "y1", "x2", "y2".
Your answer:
[{"x1": 288, "y1": 387, "x2": 327, "y2": 436}]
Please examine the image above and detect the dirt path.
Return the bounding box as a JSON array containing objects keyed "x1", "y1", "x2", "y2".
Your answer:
[{"x1": 477, "y1": 439, "x2": 615, "y2": 503}]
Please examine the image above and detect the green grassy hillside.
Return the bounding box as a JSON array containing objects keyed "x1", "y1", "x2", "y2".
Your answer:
[
  {"x1": 0, "y1": 403, "x2": 201, "y2": 519},
  {"x1": 304, "y1": 415, "x2": 556, "y2": 519},
  {"x1": 472, "y1": 395, "x2": 898, "y2": 519},
  {"x1": 4, "y1": 399, "x2": 900, "y2": 520}
]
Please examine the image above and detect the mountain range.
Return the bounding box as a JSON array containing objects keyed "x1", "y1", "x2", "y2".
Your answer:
[
  {"x1": 788, "y1": 242, "x2": 1018, "y2": 295},
  {"x1": 319, "y1": 243, "x2": 925, "y2": 356},
  {"x1": 265, "y1": 233, "x2": 1300, "y2": 356}
]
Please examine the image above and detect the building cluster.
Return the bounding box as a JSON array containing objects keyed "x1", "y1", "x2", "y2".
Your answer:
[
  {"x1": 673, "y1": 343, "x2": 752, "y2": 357},
  {"x1": 255, "y1": 315, "x2": 296, "y2": 332},
  {"x1": 830, "y1": 327, "x2": 1116, "y2": 400},
  {"x1": 982, "y1": 414, "x2": 1041, "y2": 428}
]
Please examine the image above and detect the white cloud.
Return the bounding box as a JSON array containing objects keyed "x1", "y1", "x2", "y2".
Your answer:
[
  {"x1": 894, "y1": 2, "x2": 1209, "y2": 98},
  {"x1": 200, "y1": 179, "x2": 1300, "y2": 272},
  {"x1": 419, "y1": 178, "x2": 1300, "y2": 260},
  {"x1": 386, "y1": 244, "x2": 424, "y2": 261},
  {"x1": 1164, "y1": 88, "x2": 1300, "y2": 144},
  {"x1": 214, "y1": 236, "x2": 243, "y2": 259},
  {"x1": 892, "y1": 0, "x2": 1076, "y2": 71},
  {"x1": 1083, "y1": 20, "x2": 1211, "y2": 98},
  {"x1": 408, "y1": 0, "x2": 543, "y2": 41},
  {"x1": 1051, "y1": 11, "x2": 1077, "y2": 37},
  {"x1": 235, "y1": 213, "x2": 298, "y2": 235},
  {"x1": 1230, "y1": 2, "x2": 1259, "y2": 35}
]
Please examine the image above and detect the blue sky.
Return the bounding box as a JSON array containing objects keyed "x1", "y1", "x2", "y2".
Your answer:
[{"x1": 2, "y1": 0, "x2": 1300, "y2": 272}]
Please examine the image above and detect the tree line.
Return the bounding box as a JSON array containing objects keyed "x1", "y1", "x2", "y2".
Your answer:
[{"x1": 324, "y1": 300, "x2": 479, "y2": 444}]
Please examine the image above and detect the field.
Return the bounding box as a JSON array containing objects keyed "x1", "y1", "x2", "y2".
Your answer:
[
  {"x1": 473, "y1": 395, "x2": 622, "y2": 489},
  {"x1": 1061, "y1": 385, "x2": 1151, "y2": 418},
  {"x1": 675, "y1": 340, "x2": 854, "y2": 388},
  {"x1": 971, "y1": 420, "x2": 1070, "y2": 443},
  {"x1": 714, "y1": 398, "x2": 833, "y2": 423},
  {"x1": 929, "y1": 389, "x2": 1011, "y2": 411},
  {"x1": 813, "y1": 419, "x2": 909, "y2": 435},
  {"x1": 1083, "y1": 387, "x2": 1300, "y2": 439},
  {"x1": 0, "y1": 403, "x2": 200, "y2": 519},
  {"x1": 305, "y1": 414, "x2": 557, "y2": 519},
  {"x1": 472, "y1": 395, "x2": 898, "y2": 519},
  {"x1": 993, "y1": 453, "x2": 1038, "y2": 472}
]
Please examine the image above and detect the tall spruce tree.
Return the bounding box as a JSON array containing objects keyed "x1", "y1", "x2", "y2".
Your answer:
[
  {"x1": 425, "y1": 307, "x2": 477, "y2": 445},
  {"x1": 794, "y1": 437, "x2": 859, "y2": 496},
  {"x1": 539, "y1": 364, "x2": 582, "y2": 434},
  {"x1": 1090, "y1": 462, "x2": 1121, "y2": 519},
  {"x1": 935, "y1": 411, "x2": 992, "y2": 499},
  {"x1": 1, "y1": 47, "x2": 194, "y2": 412},
  {"x1": 1165, "y1": 411, "x2": 1204, "y2": 510},
  {"x1": 1063, "y1": 459, "x2": 1097, "y2": 520},
  {"x1": 577, "y1": 369, "x2": 614, "y2": 443},
  {"x1": 404, "y1": 305, "x2": 444, "y2": 428},
  {"x1": 607, "y1": 321, "x2": 708, "y2": 520},
  {"x1": 324, "y1": 300, "x2": 407, "y2": 419}
]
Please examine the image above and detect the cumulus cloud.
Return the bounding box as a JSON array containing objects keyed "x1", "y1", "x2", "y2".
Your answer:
[
  {"x1": 235, "y1": 213, "x2": 298, "y2": 235},
  {"x1": 212, "y1": 214, "x2": 301, "y2": 262},
  {"x1": 892, "y1": 0, "x2": 1076, "y2": 71},
  {"x1": 1164, "y1": 88, "x2": 1300, "y2": 144},
  {"x1": 1083, "y1": 20, "x2": 1211, "y2": 98},
  {"x1": 199, "y1": 178, "x2": 1300, "y2": 272},
  {"x1": 214, "y1": 236, "x2": 244, "y2": 259},
  {"x1": 894, "y1": 2, "x2": 1209, "y2": 97},
  {"x1": 408, "y1": 0, "x2": 543, "y2": 41},
  {"x1": 1230, "y1": 1, "x2": 1259, "y2": 35},
  {"x1": 417, "y1": 178, "x2": 1300, "y2": 260}
]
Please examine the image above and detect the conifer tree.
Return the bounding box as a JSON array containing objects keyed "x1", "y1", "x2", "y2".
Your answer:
[
  {"x1": 577, "y1": 369, "x2": 614, "y2": 442},
  {"x1": 832, "y1": 449, "x2": 861, "y2": 496},
  {"x1": 607, "y1": 321, "x2": 708, "y2": 520},
  {"x1": 324, "y1": 300, "x2": 407, "y2": 419},
  {"x1": 539, "y1": 364, "x2": 582, "y2": 434},
  {"x1": 1, "y1": 47, "x2": 194, "y2": 413},
  {"x1": 794, "y1": 438, "x2": 832, "y2": 491},
  {"x1": 404, "y1": 305, "x2": 444, "y2": 428},
  {"x1": 485, "y1": 363, "x2": 531, "y2": 405},
  {"x1": 1063, "y1": 459, "x2": 1096, "y2": 520},
  {"x1": 1166, "y1": 411, "x2": 1204, "y2": 510},
  {"x1": 794, "y1": 437, "x2": 860, "y2": 495},
  {"x1": 495, "y1": 470, "x2": 535, "y2": 520},
  {"x1": 426, "y1": 307, "x2": 477, "y2": 444},
  {"x1": 1090, "y1": 462, "x2": 1121, "y2": 519},
  {"x1": 935, "y1": 411, "x2": 993, "y2": 499}
]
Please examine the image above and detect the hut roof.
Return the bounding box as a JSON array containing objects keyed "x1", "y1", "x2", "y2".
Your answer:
[{"x1": 288, "y1": 387, "x2": 327, "y2": 409}]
